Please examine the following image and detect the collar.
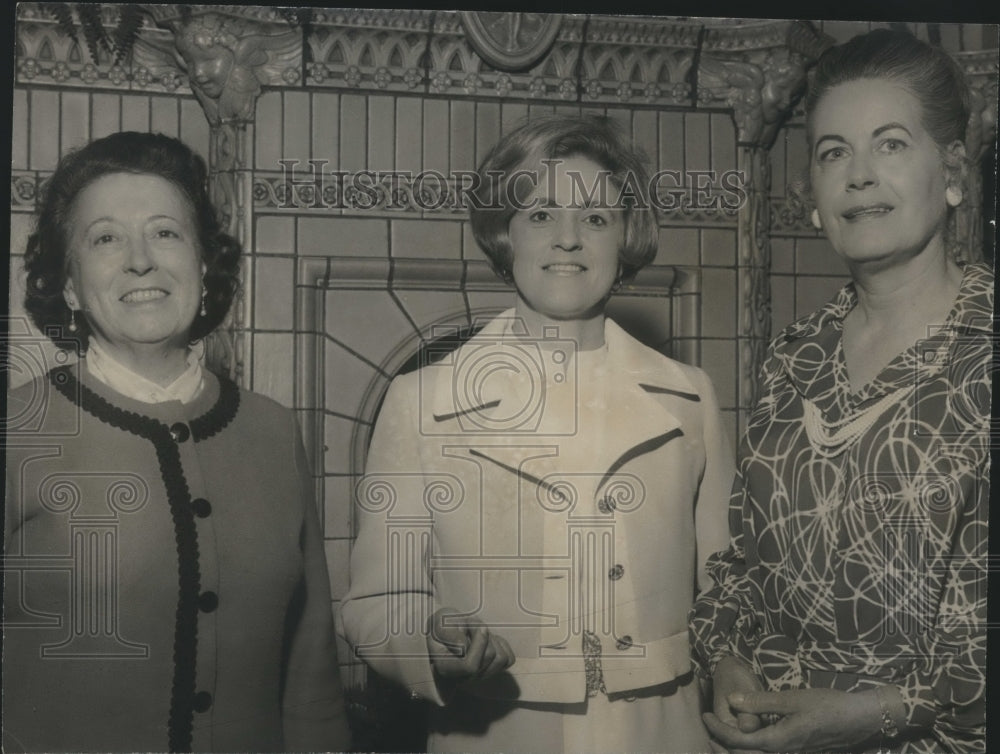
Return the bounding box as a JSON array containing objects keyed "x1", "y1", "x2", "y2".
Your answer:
[
  {"x1": 775, "y1": 262, "x2": 994, "y2": 411},
  {"x1": 85, "y1": 339, "x2": 206, "y2": 405},
  {"x1": 426, "y1": 309, "x2": 699, "y2": 425}
]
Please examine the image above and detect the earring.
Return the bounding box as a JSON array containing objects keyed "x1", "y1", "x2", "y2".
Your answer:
[
  {"x1": 945, "y1": 186, "x2": 963, "y2": 207},
  {"x1": 610, "y1": 265, "x2": 624, "y2": 294},
  {"x1": 810, "y1": 209, "x2": 822, "y2": 230},
  {"x1": 200, "y1": 287, "x2": 207, "y2": 317},
  {"x1": 68, "y1": 309, "x2": 77, "y2": 333}
]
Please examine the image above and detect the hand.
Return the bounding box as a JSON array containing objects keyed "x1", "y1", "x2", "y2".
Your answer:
[
  {"x1": 426, "y1": 607, "x2": 515, "y2": 682},
  {"x1": 702, "y1": 688, "x2": 883, "y2": 753},
  {"x1": 708, "y1": 655, "x2": 765, "y2": 754}
]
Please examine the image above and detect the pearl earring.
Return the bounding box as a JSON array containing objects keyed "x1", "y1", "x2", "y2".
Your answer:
[
  {"x1": 945, "y1": 186, "x2": 963, "y2": 207},
  {"x1": 200, "y1": 288, "x2": 207, "y2": 317},
  {"x1": 68, "y1": 309, "x2": 77, "y2": 333},
  {"x1": 810, "y1": 209, "x2": 822, "y2": 230}
]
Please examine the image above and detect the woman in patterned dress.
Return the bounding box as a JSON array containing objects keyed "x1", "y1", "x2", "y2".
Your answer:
[
  {"x1": 690, "y1": 29, "x2": 990, "y2": 754},
  {"x1": 340, "y1": 115, "x2": 734, "y2": 752}
]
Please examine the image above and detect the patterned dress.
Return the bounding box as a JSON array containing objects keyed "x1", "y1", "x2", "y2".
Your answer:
[{"x1": 690, "y1": 263, "x2": 992, "y2": 754}]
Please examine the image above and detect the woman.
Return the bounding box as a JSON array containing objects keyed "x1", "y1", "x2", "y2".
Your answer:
[
  {"x1": 690, "y1": 29, "x2": 990, "y2": 754},
  {"x1": 3, "y1": 132, "x2": 350, "y2": 753},
  {"x1": 339, "y1": 115, "x2": 734, "y2": 752}
]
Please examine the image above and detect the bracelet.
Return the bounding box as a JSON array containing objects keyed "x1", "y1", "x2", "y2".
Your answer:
[{"x1": 876, "y1": 686, "x2": 900, "y2": 740}]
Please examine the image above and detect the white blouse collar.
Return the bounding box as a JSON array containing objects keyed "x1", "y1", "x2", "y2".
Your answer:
[{"x1": 85, "y1": 339, "x2": 205, "y2": 405}]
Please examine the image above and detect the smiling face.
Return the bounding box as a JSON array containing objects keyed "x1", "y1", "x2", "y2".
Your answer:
[
  {"x1": 63, "y1": 172, "x2": 205, "y2": 362},
  {"x1": 809, "y1": 78, "x2": 957, "y2": 269},
  {"x1": 507, "y1": 154, "x2": 623, "y2": 322}
]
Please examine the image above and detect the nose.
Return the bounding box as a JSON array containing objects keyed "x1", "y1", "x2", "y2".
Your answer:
[
  {"x1": 124, "y1": 236, "x2": 155, "y2": 275},
  {"x1": 553, "y1": 212, "x2": 581, "y2": 251},
  {"x1": 846, "y1": 152, "x2": 878, "y2": 191}
]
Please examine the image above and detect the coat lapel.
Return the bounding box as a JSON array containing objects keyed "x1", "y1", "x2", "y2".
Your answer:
[{"x1": 426, "y1": 312, "x2": 697, "y2": 499}]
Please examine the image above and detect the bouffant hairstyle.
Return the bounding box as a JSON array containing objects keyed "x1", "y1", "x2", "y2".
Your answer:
[
  {"x1": 805, "y1": 28, "x2": 970, "y2": 163},
  {"x1": 469, "y1": 115, "x2": 659, "y2": 284},
  {"x1": 24, "y1": 131, "x2": 242, "y2": 351}
]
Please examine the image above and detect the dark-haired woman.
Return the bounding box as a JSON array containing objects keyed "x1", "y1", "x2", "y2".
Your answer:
[
  {"x1": 3, "y1": 132, "x2": 350, "y2": 753},
  {"x1": 340, "y1": 115, "x2": 734, "y2": 752},
  {"x1": 690, "y1": 29, "x2": 991, "y2": 754}
]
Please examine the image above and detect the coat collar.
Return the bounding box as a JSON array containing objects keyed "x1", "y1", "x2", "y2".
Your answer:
[
  {"x1": 425, "y1": 309, "x2": 698, "y2": 426},
  {"x1": 422, "y1": 311, "x2": 697, "y2": 495}
]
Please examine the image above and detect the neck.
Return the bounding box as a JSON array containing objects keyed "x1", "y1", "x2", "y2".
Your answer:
[
  {"x1": 845, "y1": 242, "x2": 962, "y2": 329},
  {"x1": 89, "y1": 337, "x2": 191, "y2": 387},
  {"x1": 512, "y1": 298, "x2": 607, "y2": 352}
]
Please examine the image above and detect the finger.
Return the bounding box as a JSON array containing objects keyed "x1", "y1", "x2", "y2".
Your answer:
[
  {"x1": 736, "y1": 712, "x2": 761, "y2": 732},
  {"x1": 477, "y1": 636, "x2": 498, "y2": 675},
  {"x1": 492, "y1": 633, "x2": 516, "y2": 669},
  {"x1": 463, "y1": 623, "x2": 489, "y2": 668},
  {"x1": 707, "y1": 738, "x2": 729, "y2": 754},
  {"x1": 728, "y1": 690, "x2": 797, "y2": 716},
  {"x1": 702, "y1": 713, "x2": 775, "y2": 750}
]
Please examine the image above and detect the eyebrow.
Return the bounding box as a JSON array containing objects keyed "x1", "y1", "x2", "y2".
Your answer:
[{"x1": 814, "y1": 122, "x2": 913, "y2": 149}]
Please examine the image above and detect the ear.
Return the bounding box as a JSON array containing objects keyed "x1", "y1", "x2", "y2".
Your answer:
[{"x1": 63, "y1": 276, "x2": 80, "y2": 310}]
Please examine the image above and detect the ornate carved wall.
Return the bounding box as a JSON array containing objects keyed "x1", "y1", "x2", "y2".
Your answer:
[{"x1": 11, "y1": 5, "x2": 998, "y2": 710}]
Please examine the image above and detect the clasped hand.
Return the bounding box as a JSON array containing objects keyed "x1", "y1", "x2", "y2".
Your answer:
[
  {"x1": 704, "y1": 685, "x2": 884, "y2": 753},
  {"x1": 426, "y1": 607, "x2": 515, "y2": 681}
]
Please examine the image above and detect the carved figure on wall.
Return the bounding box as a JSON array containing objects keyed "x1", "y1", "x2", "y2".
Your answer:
[
  {"x1": 460, "y1": 11, "x2": 562, "y2": 72},
  {"x1": 170, "y1": 13, "x2": 298, "y2": 124}
]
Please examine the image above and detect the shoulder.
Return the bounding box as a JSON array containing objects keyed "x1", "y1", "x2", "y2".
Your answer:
[
  {"x1": 5, "y1": 368, "x2": 80, "y2": 435},
  {"x1": 605, "y1": 317, "x2": 717, "y2": 400}
]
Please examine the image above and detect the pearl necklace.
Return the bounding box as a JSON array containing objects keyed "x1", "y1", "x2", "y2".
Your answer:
[{"x1": 802, "y1": 384, "x2": 916, "y2": 457}]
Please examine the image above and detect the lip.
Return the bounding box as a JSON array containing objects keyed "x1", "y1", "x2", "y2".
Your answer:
[
  {"x1": 120, "y1": 287, "x2": 169, "y2": 304},
  {"x1": 841, "y1": 203, "x2": 894, "y2": 220},
  {"x1": 542, "y1": 263, "x2": 588, "y2": 274}
]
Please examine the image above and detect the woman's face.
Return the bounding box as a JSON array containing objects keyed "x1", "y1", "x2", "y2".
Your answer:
[
  {"x1": 810, "y1": 78, "x2": 953, "y2": 268},
  {"x1": 507, "y1": 154, "x2": 623, "y2": 321},
  {"x1": 63, "y1": 172, "x2": 205, "y2": 357}
]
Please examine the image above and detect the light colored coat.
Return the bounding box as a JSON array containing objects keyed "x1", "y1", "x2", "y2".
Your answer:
[{"x1": 339, "y1": 311, "x2": 733, "y2": 708}]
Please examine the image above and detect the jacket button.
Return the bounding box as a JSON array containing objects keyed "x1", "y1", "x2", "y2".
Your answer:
[
  {"x1": 169, "y1": 422, "x2": 190, "y2": 443},
  {"x1": 597, "y1": 497, "x2": 617, "y2": 514},
  {"x1": 193, "y1": 691, "x2": 213, "y2": 713},
  {"x1": 608, "y1": 564, "x2": 624, "y2": 581},
  {"x1": 191, "y1": 498, "x2": 212, "y2": 518},
  {"x1": 616, "y1": 635, "x2": 633, "y2": 650},
  {"x1": 198, "y1": 591, "x2": 219, "y2": 613}
]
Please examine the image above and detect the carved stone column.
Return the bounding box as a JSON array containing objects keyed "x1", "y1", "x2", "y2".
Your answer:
[
  {"x1": 698, "y1": 25, "x2": 822, "y2": 432},
  {"x1": 954, "y1": 50, "x2": 999, "y2": 264},
  {"x1": 141, "y1": 6, "x2": 302, "y2": 384}
]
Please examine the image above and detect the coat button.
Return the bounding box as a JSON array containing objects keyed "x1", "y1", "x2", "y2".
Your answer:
[
  {"x1": 169, "y1": 422, "x2": 190, "y2": 443},
  {"x1": 198, "y1": 591, "x2": 219, "y2": 613},
  {"x1": 616, "y1": 635, "x2": 633, "y2": 650},
  {"x1": 191, "y1": 498, "x2": 212, "y2": 518},
  {"x1": 193, "y1": 691, "x2": 213, "y2": 712},
  {"x1": 608, "y1": 564, "x2": 624, "y2": 581}
]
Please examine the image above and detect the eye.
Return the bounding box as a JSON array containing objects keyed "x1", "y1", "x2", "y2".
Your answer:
[
  {"x1": 878, "y1": 138, "x2": 907, "y2": 154},
  {"x1": 818, "y1": 145, "x2": 847, "y2": 162},
  {"x1": 155, "y1": 228, "x2": 181, "y2": 239},
  {"x1": 95, "y1": 233, "x2": 116, "y2": 245},
  {"x1": 528, "y1": 210, "x2": 552, "y2": 222},
  {"x1": 583, "y1": 213, "x2": 607, "y2": 227}
]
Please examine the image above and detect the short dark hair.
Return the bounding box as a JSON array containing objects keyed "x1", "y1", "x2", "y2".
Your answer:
[
  {"x1": 24, "y1": 131, "x2": 242, "y2": 351},
  {"x1": 805, "y1": 28, "x2": 970, "y2": 154},
  {"x1": 469, "y1": 115, "x2": 658, "y2": 283}
]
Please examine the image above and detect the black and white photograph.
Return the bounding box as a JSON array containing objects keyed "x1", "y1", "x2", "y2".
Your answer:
[{"x1": 3, "y1": 4, "x2": 997, "y2": 753}]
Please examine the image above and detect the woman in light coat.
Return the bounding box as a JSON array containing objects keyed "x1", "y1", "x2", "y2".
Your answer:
[{"x1": 340, "y1": 115, "x2": 733, "y2": 752}]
